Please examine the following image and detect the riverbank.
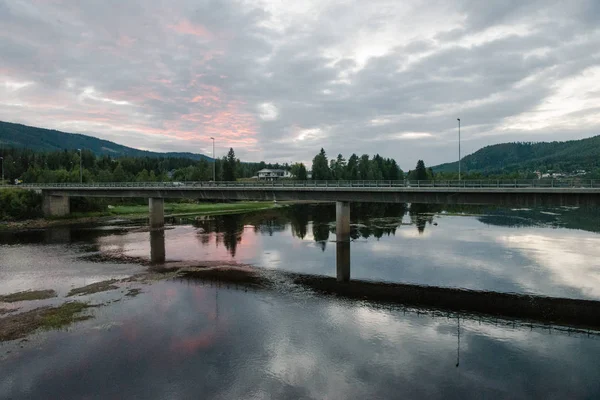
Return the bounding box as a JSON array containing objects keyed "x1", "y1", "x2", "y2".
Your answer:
[{"x1": 0, "y1": 201, "x2": 282, "y2": 230}]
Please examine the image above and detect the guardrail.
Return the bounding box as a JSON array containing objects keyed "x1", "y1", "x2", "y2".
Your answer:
[{"x1": 13, "y1": 179, "x2": 600, "y2": 189}]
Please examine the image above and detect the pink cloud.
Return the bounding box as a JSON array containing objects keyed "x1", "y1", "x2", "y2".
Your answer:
[
  {"x1": 169, "y1": 20, "x2": 213, "y2": 39},
  {"x1": 117, "y1": 35, "x2": 137, "y2": 48}
]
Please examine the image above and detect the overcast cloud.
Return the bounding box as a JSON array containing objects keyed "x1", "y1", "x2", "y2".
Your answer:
[{"x1": 1, "y1": 0, "x2": 599, "y2": 168}]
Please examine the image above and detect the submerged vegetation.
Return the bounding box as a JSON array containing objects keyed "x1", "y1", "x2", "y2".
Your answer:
[
  {"x1": 0, "y1": 289, "x2": 57, "y2": 303},
  {"x1": 0, "y1": 302, "x2": 91, "y2": 342},
  {"x1": 67, "y1": 280, "x2": 119, "y2": 297}
]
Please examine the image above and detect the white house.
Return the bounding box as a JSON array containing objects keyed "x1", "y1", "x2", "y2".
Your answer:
[{"x1": 257, "y1": 169, "x2": 294, "y2": 180}]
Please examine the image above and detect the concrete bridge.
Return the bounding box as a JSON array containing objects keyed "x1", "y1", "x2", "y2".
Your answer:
[{"x1": 18, "y1": 180, "x2": 600, "y2": 278}]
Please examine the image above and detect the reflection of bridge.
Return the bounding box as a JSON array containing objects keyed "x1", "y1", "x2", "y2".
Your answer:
[
  {"x1": 177, "y1": 265, "x2": 600, "y2": 332},
  {"x1": 20, "y1": 180, "x2": 600, "y2": 280}
]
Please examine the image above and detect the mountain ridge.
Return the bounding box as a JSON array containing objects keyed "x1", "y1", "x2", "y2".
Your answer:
[
  {"x1": 432, "y1": 135, "x2": 600, "y2": 174},
  {"x1": 0, "y1": 120, "x2": 212, "y2": 161}
]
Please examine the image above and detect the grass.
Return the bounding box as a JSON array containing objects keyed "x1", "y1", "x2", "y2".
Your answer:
[
  {"x1": 67, "y1": 279, "x2": 119, "y2": 297},
  {"x1": 66, "y1": 201, "x2": 278, "y2": 220},
  {"x1": 0, "y1": 302, "x2": 92, "y2": 342},
  {"x1": 0, "y1": 289, "x2": 57, "y2": 303}
]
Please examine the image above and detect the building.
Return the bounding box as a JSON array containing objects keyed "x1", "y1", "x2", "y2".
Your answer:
[{"x1": 257, "y1": 169, "x2": 294, "y2": 181}]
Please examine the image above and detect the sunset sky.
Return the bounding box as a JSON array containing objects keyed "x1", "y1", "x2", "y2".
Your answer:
[{"x1": 1, "y1": 0, "x2": 599, "y2": 168}]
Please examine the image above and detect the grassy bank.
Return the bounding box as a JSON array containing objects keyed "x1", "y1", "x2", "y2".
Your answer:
[
  {"x1": 0, "y1": 201, "x2": 282, "y2": 230},
  {"x1": 67, "y1": 201, "x2": 279, "y2": 219}
]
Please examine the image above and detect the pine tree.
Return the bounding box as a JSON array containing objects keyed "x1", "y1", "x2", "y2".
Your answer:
[
  {"x1": 223, "y1": 148, "x2": 237, "y2": 181},
  {"x1": 311, "y1": 148, "x2": 331, "y2": 180}
]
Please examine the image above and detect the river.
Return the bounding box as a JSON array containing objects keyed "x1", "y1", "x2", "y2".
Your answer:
[{"x1": 1, "y1": 203, "x2": 600, "y2": 399}]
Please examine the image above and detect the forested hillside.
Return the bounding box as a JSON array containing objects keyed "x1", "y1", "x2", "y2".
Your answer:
[
  {"x1": 433, "y1": 136, "x2": 600, "y2": 174},
  {"x1": 0, "y1": 120, "x2": 211, "y2": 161}
]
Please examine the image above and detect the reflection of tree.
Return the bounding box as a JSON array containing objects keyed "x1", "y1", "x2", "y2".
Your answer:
[
  {"x1": 477, "y1": 207, "x2": 600, "y2": 233},
  {"x1": 311, "y1": 206, "x2": 332, "y2": 251},
  {"x1": 409, "y1": 204, "x2": 436, "y2": 235},
  {"x1": 353, "y1": 203, "x2": 406, "y2": 239},
  {"x1": 288, "y1": 204, "x2": 310, "y2": 239},
  {"x1": 220, "y1": 214, "x2": 243, "y2": 257},
  {"x1": 252, "y1": 217, "x2": 287, "y2": 236},
  {"x1": 194, "y1": 214, "x2": 244, "y2": 257},
  {"x1": 312, "y1": 223, "x2": 330, "y2": 251}
]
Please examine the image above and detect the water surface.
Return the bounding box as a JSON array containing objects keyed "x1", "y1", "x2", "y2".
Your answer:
[{"x1": 1, "y1": 204, "x2": 600, "y2": 399}]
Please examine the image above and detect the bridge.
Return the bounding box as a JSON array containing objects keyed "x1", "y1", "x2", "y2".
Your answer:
[{"x1": 16, "y1": 179, "x2": 600, "y2": 277}]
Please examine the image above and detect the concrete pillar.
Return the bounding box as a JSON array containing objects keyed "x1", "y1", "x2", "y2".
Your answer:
[
  {"x1": 336, "y1": 201, "x2": 351, "y2": 282},
  {"x1": 42, "y1": 195, "x2": 70, "y2": 217},
  {"x1": 150, "y1": 230, "x2": 166, "y2": 265},
  {"x1": 149, "y1": 198, "x2": 164, "y2": 229}
]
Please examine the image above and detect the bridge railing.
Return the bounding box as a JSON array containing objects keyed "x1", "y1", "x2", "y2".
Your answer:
[{"x1": 14, "y1": 179, "x2": 600, "y2": 189}]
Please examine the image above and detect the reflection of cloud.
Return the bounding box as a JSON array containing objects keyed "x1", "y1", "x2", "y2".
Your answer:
[
  {"x1": 3, "y1": 280, "x2": 600, "y2": 399},
  {"x1": 497, "y1": 234, "x2": 600, "y2": 298}
]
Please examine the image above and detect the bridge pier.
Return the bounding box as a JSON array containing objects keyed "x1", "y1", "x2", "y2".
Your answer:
[
  {"x1": 149, "y1": 198, "x2": 164, "y2": 229},
  {"x1": 150, "y1": 230, "x2": 166, "y2": 265},
  {"x1": 42, "y1": 194, "x2": 70, "y2": 217},
  {"x1": 336, "y1": 201, "x2": 351, "y2": 282}
]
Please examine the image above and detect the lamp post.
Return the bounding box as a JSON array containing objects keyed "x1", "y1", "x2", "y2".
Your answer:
[
  {"x1": 0, "y1": 156, "x2": 4, "y2": 185},
  {"x1": 77, "y1": 149, "x2": 82, "y2": 183},
  {"x1": 457, "y1": 118, "x2": 461, "y2": 181},
  {"x1": 210, "y1": 137, "x2": 215, "y2": 181}
]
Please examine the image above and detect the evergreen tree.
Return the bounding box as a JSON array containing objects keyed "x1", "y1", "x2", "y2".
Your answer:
[
  {"x1": 346, "y1": 154, "x2": 359, "y2": 180},
  {"x1": 113, "y1": 163, "x2": 126, "y2": 182},
  {"x1": 358, "y1": 154, "x2": 372, "y2": 180},
  {"x1": 311, "y1": 148, "x2": 331, "y2": 180},
  {"x1": 223, "y1": 148, "x2": 237, "y2": 181},
  {"x1": 410, "y1": 160, "x2": 428, "y2": 181}
]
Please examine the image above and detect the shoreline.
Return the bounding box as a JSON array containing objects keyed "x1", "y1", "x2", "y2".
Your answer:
[{"x1": 0, "y1": 201, "x2": 296, "y2": 231}]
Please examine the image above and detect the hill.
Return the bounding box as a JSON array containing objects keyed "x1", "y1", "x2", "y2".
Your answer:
[
  {"x1": 432, "y1": 136, "x2": 600, "y2": 174},
  {"x1": 0, "y1": 121, "x2": 212, "y2": 161}
]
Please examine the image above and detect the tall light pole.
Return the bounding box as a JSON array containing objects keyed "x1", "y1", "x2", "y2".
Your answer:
[
  {"x1": 77, "y1": 149, "x2": 82, "y2": 183},
  {"x1": 210, "y1": 137, "x2": 215, "y2": 181},
  {"x1": 0, "y1": 156, "x2": 4, "y2": 185},
  {"x1": 457, "y1": 118, "x2": 461, "y2": 181}
]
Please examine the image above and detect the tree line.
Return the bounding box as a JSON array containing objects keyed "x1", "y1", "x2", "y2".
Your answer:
[
  {"x1": 0, "y1": 147, "x2": 290, "y2": 184},
  {"x1": 311, "y1": 149, "x2": 405, "y2": 181},
  {"x1": 0, "y1": 146, "x2": 547, "y2": 186}
]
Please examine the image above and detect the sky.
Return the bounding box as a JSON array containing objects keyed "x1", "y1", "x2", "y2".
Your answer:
[{"x1": 1, "y1": 0, "x2": 599, "y2": 169}]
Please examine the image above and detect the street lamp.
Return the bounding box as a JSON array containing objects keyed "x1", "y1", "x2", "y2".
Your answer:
[
  {"x1": 77, "y1": 149, "x2": 82, "y2": 183},
  {"x1": 210, "y1": 137, "x2": 215, "y2": 181},
  {"x1": 457, "y1": 118, "x2": 461, "y2": 181}
]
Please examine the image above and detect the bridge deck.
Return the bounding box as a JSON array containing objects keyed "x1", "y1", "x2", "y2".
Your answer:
[{"x1": 13, "y1": 180, "x2": 600, "y2": 207}]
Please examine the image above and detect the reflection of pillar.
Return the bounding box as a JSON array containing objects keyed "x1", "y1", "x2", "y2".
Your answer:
[
  {"x1": 42, "y1": 194, "x2": 70, "y2": 217},
  {"x1": 150, "y1": 229, "x2": 166, "y2": 265},
  {"x1": 149, "y1": 198, "x2": 164, "y2": 229},
  {"x1": 44, "y1": 227, "x2": 71, "y2": 243},
  {"x1": 336, "y1": 241, "x2": 350, "y2": 282},
  {"x1": 336, "y1": 201, "x2": 350, "y2": 282}
]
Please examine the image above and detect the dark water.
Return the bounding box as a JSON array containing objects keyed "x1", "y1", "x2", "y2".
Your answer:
[{"x1": 2, "y1": 204, "x2": 600, "y2": 399}]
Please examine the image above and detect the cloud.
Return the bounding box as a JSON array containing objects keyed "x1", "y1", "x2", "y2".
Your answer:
[{"x1": 1, "y1": 0, "x2": 599, "y2": 168}]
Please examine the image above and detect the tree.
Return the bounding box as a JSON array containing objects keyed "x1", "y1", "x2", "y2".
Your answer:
[
  {"x1": 113, "y1": 163, "x2": 126, "y2": 182},
  {"x1": 346, "y1": 154, "x2": 359, "y2": 180},
  {"x1": 410, "y1": 160, "x2": 428, "y2": 181},
  {"x1": 223, "y1": 148, "x2": 237, "y2": 181},
  {"x1": 331, "y1": 154, "x2": 346, "y2": 180},
  {"x1": 312, "y1": 148, "x2": 331, "y2": 180},
  {"x1": 136, "y1": 169, "x2": 150, "y2": 182},
  {"x1": 291, "y1": 163, "x2": 308, "y2": 180},
  {"x1": 358, "y1": 154, "x2": 372, "y2": 180}
]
